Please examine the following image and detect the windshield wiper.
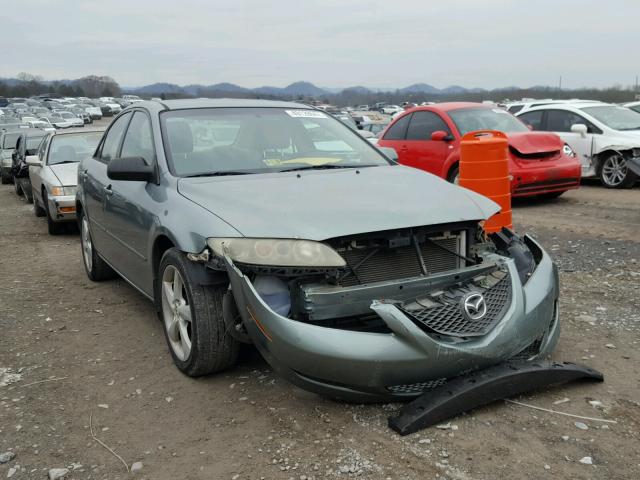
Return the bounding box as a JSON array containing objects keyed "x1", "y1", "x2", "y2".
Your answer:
[
  {"x1": 278, "y1": 164, "x2": 380, "y2": 173},
  {"x1": 183, "y1": 171, "x2": 253, "y2": 178}
]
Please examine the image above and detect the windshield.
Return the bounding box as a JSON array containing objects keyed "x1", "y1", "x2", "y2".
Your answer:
[
  {"x1": 48, "y1": 132, "x2": 103, "y2": 165},
  {"x1": 160, "y1": 107, "x2": 391, "y2": 176},
  {"x1": 449, "y1": 107, "x2": 529, "y2": 135},
  {"x1": 2, "y1": 133, "x2": 20, "y2": 149},
  {"x1": 581, "y1": 105, "x2": 640, "y2": 131}
]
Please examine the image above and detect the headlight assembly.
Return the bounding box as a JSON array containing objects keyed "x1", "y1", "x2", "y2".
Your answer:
[
  {"x1": 207, "y1": 238, "x2": 346, "y2": 268},
  {"x1": 50, "y1": 186, "x2": 77, "y2": 196},
  {"x1": 562, "y1": 143, "x2": 576, "y2": 158}
]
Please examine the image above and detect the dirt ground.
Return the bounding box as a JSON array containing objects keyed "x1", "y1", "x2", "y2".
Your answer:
[{"x1": 1, "y1": 166, "x2": 639, "y2": 479}]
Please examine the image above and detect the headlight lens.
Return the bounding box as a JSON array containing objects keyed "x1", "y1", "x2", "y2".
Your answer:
[
  {"x1": 50, "y1": 186, "x2": 77, "y2": 196},
  {"x1": 562, "y1": 143, "x2": 576, "y2": 158},
  {"x1": 208, "y1": 238, "x2": 346, "y2": 267}
]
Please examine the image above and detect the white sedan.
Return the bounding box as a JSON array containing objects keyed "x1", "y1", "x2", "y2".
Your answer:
[
  {"x1": 28, "y1": 128, "x2": 104, "y2": 234},
  {"x1": 517, "y1": 102, "x2": 640, "y2": 188}
]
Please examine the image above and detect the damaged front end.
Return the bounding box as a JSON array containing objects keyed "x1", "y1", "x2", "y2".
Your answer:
[{"x1": 205, "y1": 224, "x2": 560, "y2": 402}]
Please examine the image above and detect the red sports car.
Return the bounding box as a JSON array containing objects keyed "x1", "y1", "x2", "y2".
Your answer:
[{"x1": 377, "y1": 102, "x2": 582, "y2": 198}]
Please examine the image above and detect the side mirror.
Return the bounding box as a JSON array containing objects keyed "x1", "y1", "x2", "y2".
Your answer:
[
  {"x1": 26, "y1": 155, "x2": 42, "y2": 167},
  {"x1": 431, "y1": 130, "x2": 453, "y2": 141},
  {"x1": 107, "y1": 157, "x2": 155, "y2": 182},
  {"x1": 378, "y1": 146, "x2": 398, "y2": 162},
  {"x1": 570, "y1": 124, "x2": 588, "y2": 137}
]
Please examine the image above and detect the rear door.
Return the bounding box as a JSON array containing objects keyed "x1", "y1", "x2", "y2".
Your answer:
[
  {"x1": 102, "y1": 110, "x2": 157, "y2": 291},
  {"x1": 81, "y1": 112, "x2": 131, "y2": 256},
  {"x1": 401, "y1": 111, "x2": 453, "y2": 176}
]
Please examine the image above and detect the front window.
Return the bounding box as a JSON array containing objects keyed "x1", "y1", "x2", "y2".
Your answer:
[
  {"x1": 160, "y1": 108, "x2": 391, "y2": 177},
  {"x1": 26, "y1": 135, "x2": 45, "y2": 153},
  {"x1": 449, "y1": 107, "x2": 529, "y2": 136},
  {"x1": 48, "y1": 132, "x2": 103, "y2": 165},
  {"x1": 581, "y1": 105, "x2": 640, "y2": 131}
]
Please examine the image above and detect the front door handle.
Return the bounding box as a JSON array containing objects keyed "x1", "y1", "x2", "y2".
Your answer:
[{"x1": 80, "y1": 170, "x2": 88, "y2": 179}]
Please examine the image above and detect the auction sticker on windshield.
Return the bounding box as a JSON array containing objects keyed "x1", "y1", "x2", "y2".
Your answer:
[{"x1": 285, "y1": 110, "x2": 327, "y2": 118}]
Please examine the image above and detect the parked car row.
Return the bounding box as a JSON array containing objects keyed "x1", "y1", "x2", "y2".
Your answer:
[{"x1": 1, "y1": 98, "x2": 564, "y2": 402}]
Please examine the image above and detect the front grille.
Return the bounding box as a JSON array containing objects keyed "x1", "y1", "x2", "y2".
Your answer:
[
  {"x1": 338, "y1": 236, "x2": 460, "y2": 287},
  {"x1": 399, "y1": 271, "x2": 512, "y2": 337},
  {"x1": 387, "y1": 377, "x2": 447, "y2": 394}
]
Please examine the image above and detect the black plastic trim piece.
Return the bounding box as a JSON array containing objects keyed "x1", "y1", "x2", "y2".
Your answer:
[{"x1": 388, "y1": 361, "x2": 604, "y2": 436}]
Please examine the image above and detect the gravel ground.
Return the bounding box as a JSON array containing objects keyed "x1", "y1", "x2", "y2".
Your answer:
[{"x1": 1, "y1": 167, "x2": 639, "y2": 479}]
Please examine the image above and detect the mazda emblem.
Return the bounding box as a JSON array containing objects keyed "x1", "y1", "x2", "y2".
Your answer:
[{"x1": 462, "y1": 292, "x2": 487, "y2": 320}]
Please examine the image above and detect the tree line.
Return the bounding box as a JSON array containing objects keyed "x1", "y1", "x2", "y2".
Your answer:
[{"x1": 0, "y1": 73, "x2": 121, "y2": 99}]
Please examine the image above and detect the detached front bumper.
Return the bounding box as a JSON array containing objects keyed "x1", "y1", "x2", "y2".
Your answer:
[
  {"x1": 226, "y1": 236, "x2": 560, "y2": 402},
  {"x1": 47, "y1": 194, "x2": 77, "y2": 222}
]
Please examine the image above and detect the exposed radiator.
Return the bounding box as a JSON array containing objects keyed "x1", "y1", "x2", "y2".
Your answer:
[{"x1": 337, "y1": 234, "x2": 463, "y2": 286}]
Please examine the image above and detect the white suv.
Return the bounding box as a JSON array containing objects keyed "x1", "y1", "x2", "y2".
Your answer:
[{"x1": 517, "y1": 103, "x2": 640, "y2": 188}]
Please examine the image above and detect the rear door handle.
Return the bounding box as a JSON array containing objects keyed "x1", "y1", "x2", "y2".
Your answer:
[
  {"x1": 80, "y1": 170, "x2": 88, "y2": 179},
  {"x1": 103, "y1": 184, "x2": 113, "y2": 196},
  {"x1": 400, "y1": 145, "x2": 409, "y2": 151}
]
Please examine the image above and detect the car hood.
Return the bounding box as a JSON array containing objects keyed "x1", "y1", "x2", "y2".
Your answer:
[
  {"x1": 49, "y1": 162, "x2": 79, "y2": 186},
  {"x1": 601, "y1": 130, "x2": 640, "y2": 147},
  {"x1": 507, "y1": 132, "x2": 563, "y2": 154},
  {"x1": 177, "y1": 166, "x2": 499, "y2": 240}
]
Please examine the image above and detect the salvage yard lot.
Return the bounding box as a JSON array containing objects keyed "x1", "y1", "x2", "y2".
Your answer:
[{"x1": 1, "y1": 181, "x2": 639, "y2": 479}]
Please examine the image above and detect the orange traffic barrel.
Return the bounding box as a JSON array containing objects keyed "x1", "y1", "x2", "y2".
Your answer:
[{"x1": 459, "y1": 130, "x2": 512, "y2": 233}]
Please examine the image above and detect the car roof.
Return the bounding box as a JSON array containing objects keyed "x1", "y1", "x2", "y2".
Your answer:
[
  {"x1": 132, "y1": 98, "x2": 312, "y2": 112},
  {"x1": 521, "y1": 102, "x2": 609, "y2": 112},
  {"x1": 49, "y1": 127, "x2": 105, "y2": 136},
  {"x1": 411, "y1": 102, "x2": 490, "y2": 113}
]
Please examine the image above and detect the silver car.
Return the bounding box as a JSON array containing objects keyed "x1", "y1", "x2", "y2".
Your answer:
[
  {"x1": 28, "y1": 128, "x2": 103, "y2": 234},
  {"x1": 76, "y1": 99, "x2": 560, "y2": 402}
]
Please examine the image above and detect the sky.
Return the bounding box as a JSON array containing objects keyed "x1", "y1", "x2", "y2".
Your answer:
[{"x1": 2, "y1": 0, "x2": 638, "y2": 90}]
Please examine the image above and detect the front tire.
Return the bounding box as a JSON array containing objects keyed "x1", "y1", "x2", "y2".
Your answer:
[
  {"x1": 447, "y1": 164, "x2": 460, "y2": 184},
  {"x1": 80, "y1": 209, "x2": 117, "y2": 280},
  {"x1": 33, "y1": 193, "x2": 46, "y2": 217},
  {"x1": 158, "y1": 248, "x2": 239, "y2": 377},
  {"x1": 13, "y1": 177, "x2": 23, "y2": 196},
  {"x1": 599, "y1": 152, "x2": 637, "y2": 189}
]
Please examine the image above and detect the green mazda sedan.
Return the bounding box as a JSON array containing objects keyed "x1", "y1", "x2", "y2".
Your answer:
[{"x1": 76, "y1": 99, "x2": 560, "y2": 401}]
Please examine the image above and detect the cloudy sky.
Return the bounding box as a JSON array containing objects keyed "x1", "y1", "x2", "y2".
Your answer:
[{"x1": 2, "y1": 0, "x2": 638, "y2": 89}]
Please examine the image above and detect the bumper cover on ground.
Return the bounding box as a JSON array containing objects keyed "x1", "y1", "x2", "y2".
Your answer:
[{"x1": 388, "y1": 360, "x2": 604, "y2": 435}]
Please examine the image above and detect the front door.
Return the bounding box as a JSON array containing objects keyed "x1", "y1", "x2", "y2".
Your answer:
[
  {"x1": 82, "y1": 112, "x2": 132, "y2": 256},
  {"x1": 544, "y1": 109, "x2": 595, "y2": 175},
  {"x1": 102, "y1": 111, "x2": 157, "y2": 293},
  {"x1": 401, "y1": 111, "x2": 453, "y2": 176}
]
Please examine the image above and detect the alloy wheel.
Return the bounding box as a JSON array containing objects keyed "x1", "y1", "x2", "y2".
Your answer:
[
  {"x1": 81, "y1": 216, "x2": 93, "y2": 272},
  {"x1": 161, "y1": 265, "x2": 192, "y2": 361},
  {"x1": 601, "y1": 154, "x2": 628, "y2": 187}
]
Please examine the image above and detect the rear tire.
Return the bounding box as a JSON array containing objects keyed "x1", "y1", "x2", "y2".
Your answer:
[
  {"x1": 158, "y1": 248, "x2": 239, "y2": 377},
  {"x1": 80, "y1": 209, "x2": 117, "y2": 280},
  {"x1": 599, "y1": 152, "x2": 637, "y2": 189}
]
